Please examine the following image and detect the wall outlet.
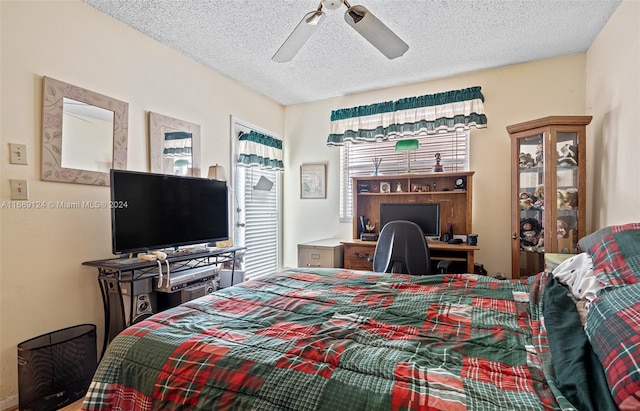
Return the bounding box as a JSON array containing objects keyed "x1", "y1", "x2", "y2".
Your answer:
[
  {"x1": 9, "y1": 143, "x2": 27, "y2": 165},
  {"x1": 10, "y1": 179, "x2": 29, "y2": 200}
]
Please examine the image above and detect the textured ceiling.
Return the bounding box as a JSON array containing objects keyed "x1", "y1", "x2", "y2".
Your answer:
[{"x1": 81, "y1": 0, "x2": 621, "y2": 106}]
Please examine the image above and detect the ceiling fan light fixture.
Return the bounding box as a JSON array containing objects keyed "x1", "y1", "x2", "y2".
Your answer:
[
  {"x1": 305, "y1": 10, "x2": 324, "y2": 25},
  {"x1": 272, "y1": 10, "x2": 326, "y2": 62},
  {"x1": 322, "y1": 0, "x2": 343, "y2": 10},
  {"x1": 347, "y1": 8, "x2": 364, "y2": 23},
  {"x1": 344, "y1": 5, "x2": 409, "y2": 59}
]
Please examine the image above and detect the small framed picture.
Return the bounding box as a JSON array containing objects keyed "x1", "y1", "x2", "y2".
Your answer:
[
  {"x1": 300, "y1": 163, "x2": 327, "y2": 199},
  {"x1": 380, "y1": 182, "x2": 391, "y2": 193}
]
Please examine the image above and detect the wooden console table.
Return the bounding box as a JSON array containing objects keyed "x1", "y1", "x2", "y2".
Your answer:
[{"x1": 342, "y1": 240, "x2": 479, "y2": 273}]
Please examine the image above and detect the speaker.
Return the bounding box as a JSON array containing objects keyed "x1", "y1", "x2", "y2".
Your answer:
[
  {"x1": 129, "y1": 293, "x2": 155, "y2": 324},
  {"x1": 105, "y1": 277, "x2": 156, "y2": 342},
  {"x1": 204, "y1": 280, "x2": 216, "y2": 295}
]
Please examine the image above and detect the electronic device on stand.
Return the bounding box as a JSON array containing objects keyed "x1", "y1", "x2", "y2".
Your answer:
[{"x1": 85, "y1": 169, "x2": 243, "y2": 357}]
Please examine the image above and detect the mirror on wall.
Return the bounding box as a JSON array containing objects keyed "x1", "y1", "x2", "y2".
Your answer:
[
  {"x1": 41, "y1": 76, "x2": 128, "y2": 186},
  {"x1": 149, "y1": 112, "x2": 201, "y2": 176}
]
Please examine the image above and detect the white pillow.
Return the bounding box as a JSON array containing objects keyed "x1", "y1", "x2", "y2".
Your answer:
[{"x1": 552, "y1": 252, "x2": 597, "y2": 304}]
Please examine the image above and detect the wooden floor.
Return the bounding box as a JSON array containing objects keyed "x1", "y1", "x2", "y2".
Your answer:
[{"x1": 7, "y1": 398, "x2": 83, "y2": 411}]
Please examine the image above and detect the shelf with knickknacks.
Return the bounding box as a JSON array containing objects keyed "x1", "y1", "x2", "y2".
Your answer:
[{"x1": 507, "y1": 115, "x2": 591, "y2": 278}]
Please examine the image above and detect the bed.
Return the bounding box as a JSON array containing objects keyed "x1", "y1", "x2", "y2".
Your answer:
[{"x1": 83, "y1": 223, "x2": 640, "y2": 411}]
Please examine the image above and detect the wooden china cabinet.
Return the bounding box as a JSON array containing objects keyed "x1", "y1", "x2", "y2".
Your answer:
[{"x1": 507, "y1": 116, "x2": 592, "y2": 278}]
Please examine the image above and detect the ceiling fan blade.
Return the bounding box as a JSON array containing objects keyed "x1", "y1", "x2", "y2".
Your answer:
[
  {"x1": 272, "y1": 10, "x2": 326, "y2": 62},
  {"x1": 344, "y1": 5, "x2": 408, "y2": 59}
]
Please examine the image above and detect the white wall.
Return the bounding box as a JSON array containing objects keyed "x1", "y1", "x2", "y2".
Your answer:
[
  {"x1": 283, "y1": 54, "x2": 588, "y2": 277},
  {"x1": 2, "y1": 0, "x2": 637, "y2": 406},
  {"x1": 0, "y1": 1, "x2": 284, "y2": 404},
  {"x1": 585, "y1": 0, "x2": 640, "y2": 228}
]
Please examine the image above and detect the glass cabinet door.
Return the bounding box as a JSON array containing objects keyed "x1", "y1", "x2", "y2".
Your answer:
[
  {"x1": 555, "y1": 131, "x2": 580, "y2": 253},
  {"x1": 517, "y1": 134, "x2": 545, "y2": 277}
]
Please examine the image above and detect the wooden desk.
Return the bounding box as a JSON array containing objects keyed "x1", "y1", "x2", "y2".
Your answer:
[{"x1": 341, "y1": 240, "x2": 479, "y2": 273}]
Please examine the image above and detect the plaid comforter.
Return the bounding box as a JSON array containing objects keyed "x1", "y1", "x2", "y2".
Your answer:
[{"x1": 83, "y1": 268, "x2": 576, "y2": 410}]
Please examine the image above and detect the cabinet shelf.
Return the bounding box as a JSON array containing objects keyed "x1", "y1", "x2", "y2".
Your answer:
[{"x1": 351, "y1": 171, "x2": 474, "y2": 241}]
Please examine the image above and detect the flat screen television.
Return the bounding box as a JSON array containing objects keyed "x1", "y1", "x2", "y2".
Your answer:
[
  {"x1": 110, "y1": 169, "x2": 229, "y2": 254},
  {"x1": 379, "y1": 203, "x2": 441, "y2": 237}
]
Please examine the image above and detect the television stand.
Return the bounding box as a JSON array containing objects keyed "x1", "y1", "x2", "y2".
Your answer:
[{"x1": 83, "y1": 246, "x2": 245, "y2": 358}]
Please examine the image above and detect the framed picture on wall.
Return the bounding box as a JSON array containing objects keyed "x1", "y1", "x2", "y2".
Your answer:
[{"x1": 300, "y1": 163, "x2": 326, "y2": 199}]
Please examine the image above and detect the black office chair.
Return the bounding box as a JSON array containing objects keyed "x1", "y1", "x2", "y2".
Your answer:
[{"x1": 372, "y1": 220, "x2": 451, "y2": 275}]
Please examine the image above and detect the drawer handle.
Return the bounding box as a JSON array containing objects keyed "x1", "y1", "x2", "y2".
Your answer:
[
  {"x1": 354, "y1": 251, "x2": 370, "y2": 259},
  {"x1": 306, "y1": 264, "x2": 321, "y2": 267}
]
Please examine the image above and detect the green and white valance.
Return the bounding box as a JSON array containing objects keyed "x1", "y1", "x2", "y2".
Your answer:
[
  {"x1": 237, "y1": 131, "x2": 284, "y2": 170},
  {"x1": 163, "y1": 131, "x2": 193, "y2": 157},
  {"x1": 327, "y1": 86, "x2": 487, "y2": 145}
]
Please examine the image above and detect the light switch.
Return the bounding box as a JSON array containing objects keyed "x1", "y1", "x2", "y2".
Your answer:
[
  {"x1": 10, "y1": 179, "x2": 29, "y2": 200},
  {"x1": 9, "y1": 143, "x2": 27, "y2": 165}
]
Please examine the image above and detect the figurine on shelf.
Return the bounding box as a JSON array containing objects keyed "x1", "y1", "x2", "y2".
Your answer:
[
  {"x1": 433, "y1": 153, "x2": 444, "y2": 172},
  {"x1": 563, "y1": 188, "x2": 578, "y2": 209},
  {"x1": 519, "y1": 152, "x2": 535, "y2": 168},
  {"x1": 396, "y1": 182, "x2": 403, "y2": 192},
  {"x1": 520, "y1": 218, "x2": 542, "y2": 249},
  {"x1": 533, "y1": 185, "x2": 544, "y2": 209},
  {"x1": 556, "y1": 190, "x2": 566, "y2": 209},
  {"x1": 557, "y1": 188, "x2": 578, "y2": 210},
  {"x1": 535, "y1": 144, "x2": 543, "y2": 167},
  {"x1": 557, "y1": 219, "x2": 569, "y2": 239},
  {"x1": 519, "y1": 192, "x2": 535, "y2": 210},
  {"x1": 558, "y1": 144, "x2": 578, "y2": 166}
]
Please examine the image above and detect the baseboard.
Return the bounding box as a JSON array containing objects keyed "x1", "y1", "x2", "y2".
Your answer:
[{"x1": 0, "y1": 395, "x2": 18, "y2": 411}]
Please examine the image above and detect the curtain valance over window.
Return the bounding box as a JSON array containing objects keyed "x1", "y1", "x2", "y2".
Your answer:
[
  {"x1": 237, "y1": 130, "x2": 284, "y2": 170},
  {"x1": 163, "y1": 131, "x2": 193, "y2": 157},
  {"x1": 327, "y1": 86, "x2": 487, "y2": 146}
]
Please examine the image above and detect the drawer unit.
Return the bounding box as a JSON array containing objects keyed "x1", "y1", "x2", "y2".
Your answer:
[
  {"x1": 298, "y1": 239, "x2": 344, "y2": 268},
  {"x1": 343, "y1": 242, "x2": 376, "y2": 271}
]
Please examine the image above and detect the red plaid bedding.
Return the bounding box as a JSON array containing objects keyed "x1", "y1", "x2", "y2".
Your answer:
[{"x1": 82, "y1": 268, "x2": 577, "y2": 410}]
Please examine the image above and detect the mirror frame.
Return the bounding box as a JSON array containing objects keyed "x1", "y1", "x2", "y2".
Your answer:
[
  {"x1": 149, "y1": 112, "x2": 201, "y2": 176},
  {"x1": 41, "y1": 76, "x2": 128, "y2": 186}
]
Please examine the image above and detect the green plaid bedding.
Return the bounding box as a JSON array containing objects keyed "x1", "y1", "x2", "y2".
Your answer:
[{"x1": 83, "y1": 268, "x2": 578, "y2": 410}]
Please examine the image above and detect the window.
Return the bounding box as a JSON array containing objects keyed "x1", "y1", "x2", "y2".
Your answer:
[
  {"x1": 231, "y1": 118, "x2": 282, "y2": 281},
  {"x1": 339, "y1": 131, "x2": 469, "y2": 219}
]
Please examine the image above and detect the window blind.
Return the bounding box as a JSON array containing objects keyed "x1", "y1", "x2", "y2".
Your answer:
[
  {"x1": 339, "y1": 131, "x2": 469, "y2": 219},
  {"x1": 235, "y1": 166, "x2": 279, "y2": 280}
]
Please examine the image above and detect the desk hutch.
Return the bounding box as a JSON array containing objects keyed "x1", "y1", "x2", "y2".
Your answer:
[{"x1": 342, "y1": 171, "x2": 478, "y2": 273}]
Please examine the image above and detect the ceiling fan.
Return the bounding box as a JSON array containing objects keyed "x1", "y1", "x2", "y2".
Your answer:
[{"x1": 272, "y1": 0, "x2": 409, "y2": 62}]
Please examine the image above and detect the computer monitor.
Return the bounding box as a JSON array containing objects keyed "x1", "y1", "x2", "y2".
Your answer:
[{"x1": 379, "y1": 203, "x2": 441, "y2": 238}]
